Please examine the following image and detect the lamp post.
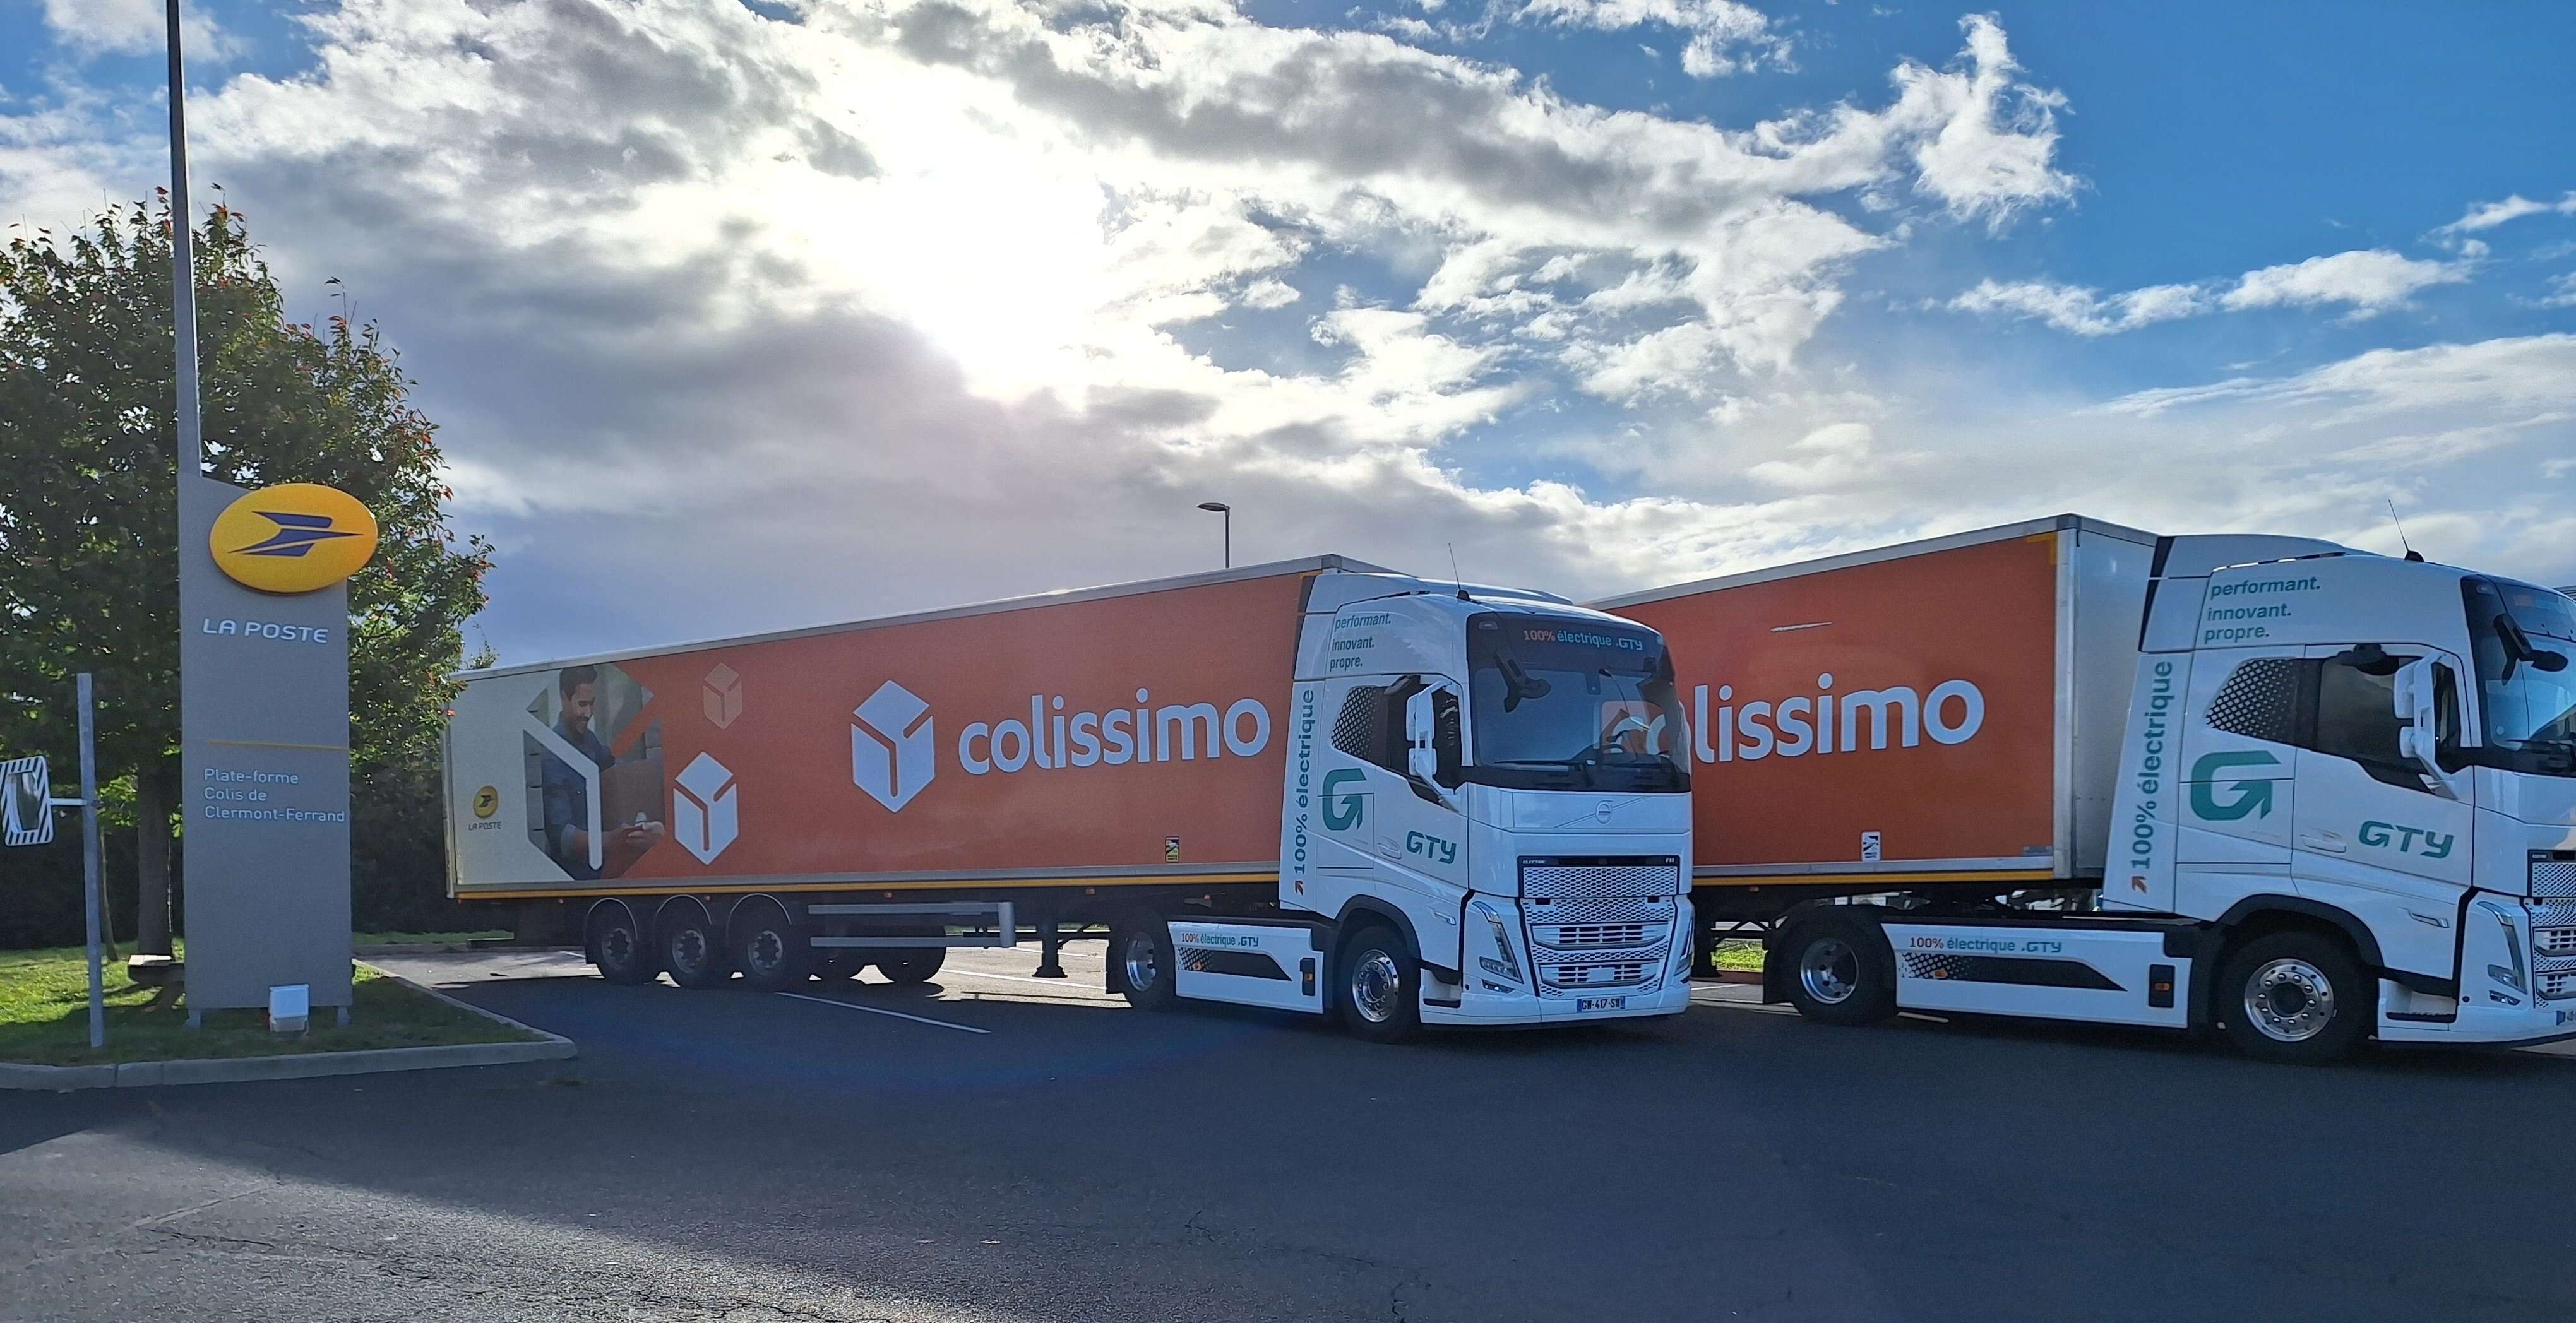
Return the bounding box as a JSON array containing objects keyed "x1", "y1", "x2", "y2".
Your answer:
[{"x1": 1196, "y1": 501, "x2": 1231, "y2": 569}]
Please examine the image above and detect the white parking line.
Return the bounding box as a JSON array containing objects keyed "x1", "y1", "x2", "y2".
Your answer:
[{"x1": 775, "y1": 991, "x2": 992, "y2": 1035}]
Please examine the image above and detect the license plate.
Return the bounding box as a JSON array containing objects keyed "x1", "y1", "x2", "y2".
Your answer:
[{"x1": 1576, "y1": 996, "x2": 1626, "y2": 1013}]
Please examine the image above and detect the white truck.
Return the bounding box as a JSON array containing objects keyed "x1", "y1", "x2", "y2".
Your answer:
[
  {"x1": 444, "y1": 557, "x2": 1696, "y2": 1040},
  {"x1": 1601, "y1": 515, "x2": 2576, "y2": 1062}
]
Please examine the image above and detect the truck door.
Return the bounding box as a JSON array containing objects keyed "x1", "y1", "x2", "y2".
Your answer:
[
  {"x1": 2177, "y1": 646, "x2": 2303, "y2": 883},
  {"x1": 1311, "y1": 675, "x2": 1470, "y2": 925},
  {"x1": 2290, "y1": 644, "x2": 2473, "y2": 982}
]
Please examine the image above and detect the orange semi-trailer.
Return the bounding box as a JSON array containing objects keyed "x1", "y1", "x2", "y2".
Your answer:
[
  {"x1": 1594, "y1": 514, "x2": 2156, "y2": 925},
  {"x1": 444, "y1": 555, "x2": 1698, "y2": 1037}
]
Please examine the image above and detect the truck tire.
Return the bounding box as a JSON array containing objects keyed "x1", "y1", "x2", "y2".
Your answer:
[
  {"x1": 591, "y1": 903, "x2": 658, "y2": 986},
  {"x1": 729, "y1": 899, "x2": 811, "y2": 993},
  {"x1": 1780, "y1": 913, "x2": 1895, "y2": 1027},
  {"x1": 660, "y1": 905, "x2": 733, "y2": 990},
  {"x1": 1111, "y1": 911, "x2": 1178, "y2": 1010},
  {"x1": 2219, "y1": 930, "x2": 2368, "y2": 1065},
  {"x1": 874, "y1": 951, "x2": 946, "y2": 985},
  {"x1": 814, "y1": 953, "x2": 867, "y2": 982},
  {"x1": 1338, "y1": 925, "x2": 1421, "y2": 1044}
]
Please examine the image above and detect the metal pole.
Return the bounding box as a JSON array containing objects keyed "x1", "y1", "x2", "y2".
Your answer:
[
  {"x1": 78, "y1": 674, "x2": 104, "y2": 1050},
  {"x1": 165, "y1": 0, "x2": 203, "y2": 481},
  {"x1": 1223, "y1": 507, "x2": 1231, "y2": 569}
]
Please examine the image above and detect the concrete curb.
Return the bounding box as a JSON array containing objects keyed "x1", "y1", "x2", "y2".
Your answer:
[{"x1": 0, "y1": 962, "x2": 575, "y2": 1092}]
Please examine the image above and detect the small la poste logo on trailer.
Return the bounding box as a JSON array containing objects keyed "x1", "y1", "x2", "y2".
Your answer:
[{"x1": 208, "y1": 482, "x2": 379, "y2": 594}]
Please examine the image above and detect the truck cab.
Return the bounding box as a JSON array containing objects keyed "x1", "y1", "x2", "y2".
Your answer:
[
  {"x1": 1277, "y1": 572, "x2": 1697, "y2": 1031},
  {"x1": 2107, "y1": 541, "x2": 2576, "y2": 1053}
]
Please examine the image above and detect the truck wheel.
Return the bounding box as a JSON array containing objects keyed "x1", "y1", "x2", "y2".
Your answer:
[
  {"x1": 1338, "y1": 925, "x2": 1421, "y2": 1044},
  {"x1": 874, "y1": 951, "x2": 946, "y2": 985},
  {"x1": 2220, "y1": 931, "x2": 2368, "y2": 1065},
  {"x1": 730, "y1": 899, "x2": 811, "y2": 993},
  {"x1": 591, "y1": 903, "x2": 658, "y2": 986},
  {"x1": 814, "y1": 953, "x2": 866, "y2": 982},
  {"x1": 1112, "y1": 912, "x2": 1178, "y2": 1010},
  {"x1": 660, "y1": 906, "x2": 733, "y2": 990},
  {"x1": 1780, "y1": 914, "x2": 1895, "y2": 1027}
]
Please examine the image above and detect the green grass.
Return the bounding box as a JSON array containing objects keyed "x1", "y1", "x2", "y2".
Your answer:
[
  {"x1": 1711, "y1": 939, "x2": 1767, "y2": 972},
  {"x1": 351, "y1": 930, "x2": 510, "y2": 947},
  {"x1": 0, "y1": 946, "x2": 537, "y2": 1067}
]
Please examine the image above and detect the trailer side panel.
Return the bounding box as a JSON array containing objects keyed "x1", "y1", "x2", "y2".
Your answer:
[{"x1": 446, "y1": 571, "x2": 1309, "y2": 899}]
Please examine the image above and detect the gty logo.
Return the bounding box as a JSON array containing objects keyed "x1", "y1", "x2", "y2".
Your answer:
[
  {"x1": 1320, "y1": 769, "x2": 1367, "y2": 831},
  {"x1": 853, "y1": 681, "x2": 936, "y2": 812},
  {"x1": 2190, "y1": 750, "x2": 2281, "y2": 821}
]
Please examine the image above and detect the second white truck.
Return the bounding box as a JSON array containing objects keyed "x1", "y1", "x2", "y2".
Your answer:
[{"x1": 1602, "y1": 515, "x2": 2576, "y2": 1062}]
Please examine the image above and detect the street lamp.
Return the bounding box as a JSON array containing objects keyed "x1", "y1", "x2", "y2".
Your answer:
[{"x1": 1196, "y1": 501, "x2": 1231, "y2": 569}]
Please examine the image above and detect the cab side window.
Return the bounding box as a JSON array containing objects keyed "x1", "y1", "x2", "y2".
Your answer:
[
  {"x1": 1332, "y1": 683, "x2": 1405, "y2": 774},
  {"x1": 2205, "y1": 651, "x2": 2429, "y2": 792}
]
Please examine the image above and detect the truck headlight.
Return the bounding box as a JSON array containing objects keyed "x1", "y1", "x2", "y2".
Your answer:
[
  {"x1": 1669, "y1": 897, "x2": 1696, "y2": 978},
  {"x1": 1473, "y1": 902, "x2": 1523, "y2": 984}
]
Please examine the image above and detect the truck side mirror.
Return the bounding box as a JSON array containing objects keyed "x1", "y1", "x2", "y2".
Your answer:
[
  {"x1": 1404, "y1": 684, "x2": 1462, "y2": 807},
  {"x1": 2391, "y1": 658, "x2": 2460, "y2": 798}
]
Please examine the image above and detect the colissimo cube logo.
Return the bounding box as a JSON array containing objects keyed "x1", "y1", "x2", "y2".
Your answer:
[
  {"x1": 852, "y1": 682, "x2": 936, "y2": 812},
  {"x1": 703, "y1": 663, "x2": 743, "y2": 729},
  {"x1": 672, "y1": 752, "x2": 739, "y2": 864}
]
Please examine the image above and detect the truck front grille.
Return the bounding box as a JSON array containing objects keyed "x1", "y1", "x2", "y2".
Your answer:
[
  {"x1": 2532, "y1": 858, "x2": 2576, "y2": 899},
  {"x1": 2542, "y1": 970, "x2": 2576, "y2": 1002},
  {"x1": 1519, "y1": 858, "x2": 1681, "y2": 997},
  {"x1": 1519, "y1": 857, "x2": 1681, "y2": 899},
  {"x1": 1537, "y1": 922, "x2": 1652, "y2": 948},
  {"x1": 2539, "y1": 928, "x2": 2576, "y2": 958}
]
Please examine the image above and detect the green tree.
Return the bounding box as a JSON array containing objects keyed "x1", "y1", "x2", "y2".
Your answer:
[{"x1": 0, "y1": 197, "x2": 491, "y2": 946}]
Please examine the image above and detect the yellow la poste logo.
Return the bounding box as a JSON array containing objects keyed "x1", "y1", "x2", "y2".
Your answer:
[{"x1": 208, "y1": 483, "x2": 379, "y2": 594}]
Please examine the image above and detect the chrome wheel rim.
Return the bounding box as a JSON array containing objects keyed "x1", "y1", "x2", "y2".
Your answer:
[
  {"x1": 1799, "y1": 937, "x2": 1858, "y2": 1006},
  {"x1": 1351, "y1": 950, "x2": 1402, "y2": 1024},
  {"x1": 2245, "y1": 958, "x2": 2335, "y2": 1043},
  {"x1": 1123, "y1": 934, "x2": 1160, "y2": 993}
]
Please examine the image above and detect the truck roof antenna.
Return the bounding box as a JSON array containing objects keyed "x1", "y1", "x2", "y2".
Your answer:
[
  {"x1": 2387, "y1": 498, "x2": 2424, "y2": 562},
  {"x1": 1448, "y1": 543, "x2": 1470, "y2": 600}
]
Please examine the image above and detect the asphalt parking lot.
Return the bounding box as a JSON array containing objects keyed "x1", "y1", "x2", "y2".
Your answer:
[{"x1": 6, "y1": 946, "x2": 2575, "y2": 1322}]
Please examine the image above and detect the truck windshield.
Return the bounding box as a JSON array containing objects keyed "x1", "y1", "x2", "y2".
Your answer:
[
  {"x1": 2464, "y1": 578, "x2": 2576, "y2": 778},
  {"x1": 1464, "y1": 614, "x2": 1689, "y2": 792}
]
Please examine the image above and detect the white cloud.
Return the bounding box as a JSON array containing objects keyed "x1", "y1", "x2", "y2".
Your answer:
[
  {"x1": 2219, "y1": 249, "x2": 2467, "y2": 314},
  {"x1": 1513, "y1": 0, "x2": 1792, "y2": 78},
  {"x1": 1892, "y1": 15, "x2": 2075, "y2": 225},
  {"x1": 2438, "y1": 191, "x2": 2576, "y2": 234},
  {"x1": 39, "y1": 0, "x2": 225, "y2": 59},
  {"x1": 2536, "y1": 271, "x2": 2576, "y2": 311},
  {"x1": 1953, "y1": 247, "x2": 2469, "y2": 335},
  {"x1": 1948, "y1": 278, "x2": 2205, "y2": 336}
]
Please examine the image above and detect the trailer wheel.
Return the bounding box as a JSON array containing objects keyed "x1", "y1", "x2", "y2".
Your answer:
[
  {"x1": 2219, "y1": 930, "x2": 2368, "y2": 1065},
  {"x1": 874, "y1": 951, "x2": 946, "y2": 985},
  {"x1": 729, "y1": 898, "x2": 810, "y2": 993},
  {"x1": 590, "y1": 903, "x2": 658, "y2": 986},
  {"x1": 814, "y1": 953, "x2": 867, "y2": 982},
  {"x1": 1338, "y1": 925, "x2": 1421, "y2": 1044},
  {"x1": 1111, "y1": 911, "x2": 1178, "y2": 1011},
  {"x1": 660, "y1": 905, "x2": 732, "y2": 990},
  {"x1": 1780, "y1": 914, "x2": 1895, "y2": 1027}
]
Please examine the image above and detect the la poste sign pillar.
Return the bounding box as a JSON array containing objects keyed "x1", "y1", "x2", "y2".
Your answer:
[{"x1": 180, "y1": 476, "x2": 378, "y2": 1014}]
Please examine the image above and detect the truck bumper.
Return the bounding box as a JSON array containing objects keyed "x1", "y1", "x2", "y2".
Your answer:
[
  {"x1": 2376, "y1": 894, "x2": 2576, "y2": 1047},
  {"x1": 1421, "y1": 973, "x2": 1693, "y2": 1027}
]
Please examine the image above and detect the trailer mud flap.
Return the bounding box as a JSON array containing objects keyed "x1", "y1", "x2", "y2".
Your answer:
[{"x1": 1171, "y1": 921, "x2": 1328, "y2": 1014}]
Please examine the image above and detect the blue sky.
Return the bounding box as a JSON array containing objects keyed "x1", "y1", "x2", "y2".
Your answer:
[{"x1": 4, "y1": 0, "x2": 2572, "y2": 662}]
